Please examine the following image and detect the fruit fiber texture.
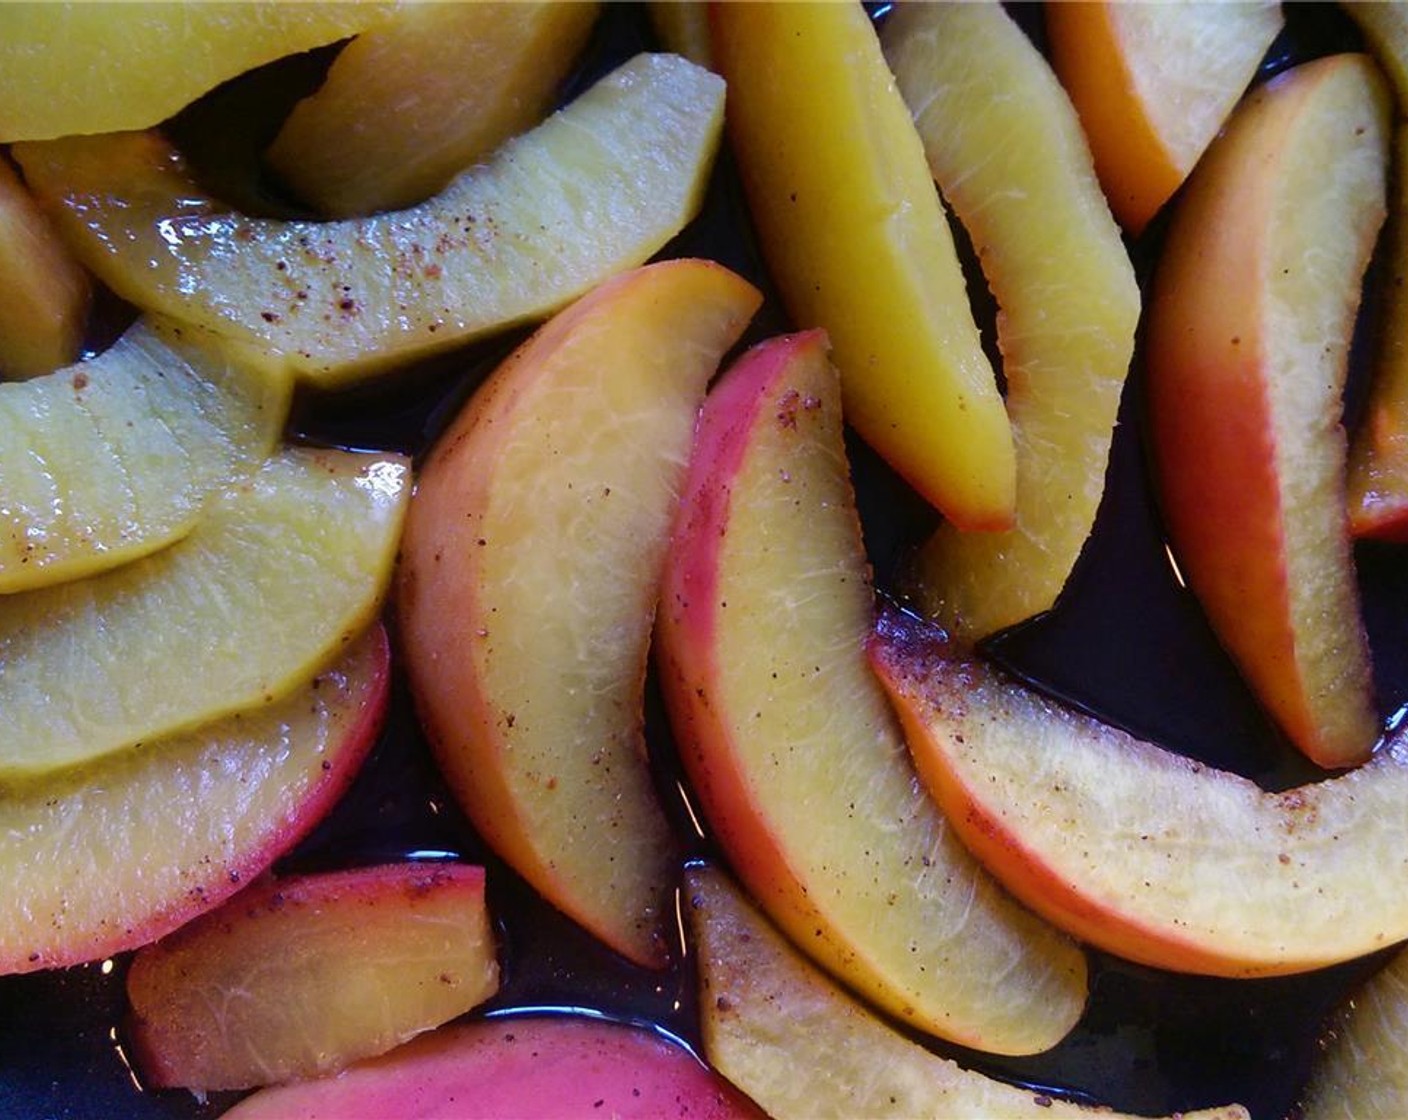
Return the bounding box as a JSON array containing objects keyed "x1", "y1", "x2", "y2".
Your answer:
[
  {"x1": 1145, "y1": 53, "x2": 1388, "y2": 767},
  {"x1": 657, "y1": 329, "x2": 1086, "y2": 1056},
  {"x1": 871, "y1": 606, "x2": 1408, "y2": 978},
  {"x1": 687, "y1": 865, "x2": 1249, "y2": 1120},
  {"x1": 886, "y1": 1, "x2": 1139, "y2": 643},
  {"x1": 0, "y1": 627, "x2": 389, "y2": 975},
  {"x1": 0, "y1": 317, "x2": 291, "y2": 593},
  {"x1": 0, "y1": 448, "x2": 407, "y2": 780},
  {"x1": 16, "y1": 53, "x2": 727, "y2": 387},
  {"x1": 127, "y1": 864, "x2": 500, "y2": 1090},
  {"x1": 397, "y1": 259, "x2": 760, "y2": 967}
]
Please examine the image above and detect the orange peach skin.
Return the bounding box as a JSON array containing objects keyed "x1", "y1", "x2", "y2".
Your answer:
[
  {"x1": 657, "y1": 330, "x2": 1086, "y2": 1055},
  {"x1": 127, "y1": 863, "x2": 499, "y2": 1090},
  {"x1": 711, "y1": 1, "x2": 1015, "y2": 531},
  {"x1": 1145, "y1": 54, "x2": 1387, "y2": 768},
  {"x1": 224, "y1": 1016, "x2": 763, "y2": 1120},
  {"x1": 870, "y1": 605, "x2": 1408, "y2": 978},
  {"x1": 1, "y1": 627, "x2": 388, "y2": 975},
  {"x1": 397, "y1": 259, "x2": 759, "y2": 968},
  {"x1": 1047, "y1": 2, "x2": 1282, "y2": 235}
]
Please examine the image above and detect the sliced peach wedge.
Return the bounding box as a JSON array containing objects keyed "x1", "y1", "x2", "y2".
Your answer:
[
  {"x1": 712, "y1": 1, "x2": 1016, "y2": 531},
  {"x1": 1298, "y1": 945, "x2": 1408, "y2": 1120},
  {"x1": 0, "y1": 158, "x2": 88, "y2": 379},
  {"x1": 870, "y1": 605, "x2": 1408, "y2": 978},
  {"x1": 883, "y1": 2, "x2": 1140, "y2": 643},
  {"x1": 0, "y1": 3, "x2": 393, "y2": 141},
  {"x1": 1, "y1": 625, "x2": 389, "y2": 975},
  {"x1": 1046, "y1": 1, "x2": 1283, "y2": 235},
  {"x1": 224, "y1": 1016, "x2": 762, "y2": 1120},
  {"x1": 1145, "y1": 53, "x2": 1389, "y2": 768},
  {"x1": 15, "y1": 54, "x2": 726, "y2": 388},
  {"x1": 0, "y1": 317, "x2": 291, "y2": 593},
  {"x1": 127, "y1": 864, "x2": 500, "y2": 1091},
  {"x1": 686, "y1": 865, "x2": 1249, "y2": 1120},
  {"x1": 397, "y1": 260, "x2": 760, "y2": 968},
  {"x1": 0, "y1": 447, "x2": 407, "y2": 779},
  {"x1": 266, "y1": 2, "x2": 599, "y2": 217},
  {"x1": 656, "y1": 331, "x2": 1086, "y2": 1056}
]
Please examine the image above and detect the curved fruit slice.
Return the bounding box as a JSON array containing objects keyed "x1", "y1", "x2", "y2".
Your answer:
[
  {"x1": 1047, "y1": 2, "x2": 1282, "y2": 234},
  {"x1": 0, "y1": 317, "x2": 291, "y2": 592},
  {"x1": 1346, "y1": 3, "x2": 1408, "y2": 105},
  {"x1": 0, "y1": 3, "x2": 392, "y2": 142},
  {"x1": 1, "y1": 625, "x2": 388, "y2": 975},
  {"x1": 397, "y1": 260, "x2": 760, "y2": 968},
  {"x1": 0, "y1": 447, "x2": 407, "y2": 779},
  {"x1": 712, "y1": 1, "x2": 1015, "y2": 531},
  {"x1": 223, "y1": 1015, "x2": 763, "y2": 1120},
  {"x1": 0, "y1": 159, "x2": 88, "y2": 379},
  {"x1": 1299, "y1": 947, "x2": 1408, "y2": 1120},
  {"x1": 657, "y1": 331, "x2": 1085, "y2": 1055},
  {"x1": 1146, "y1": 54, "x2": 1388, "y2": 768},
  {"x1": 870, "y1": 605, "x2": 1408, "y2": 978},
  {"x1": 1348, "y1": 123, "x2": 1408, "y2": 542},
  {"x1": 16, "y1": 54, "x2": 726, "y2": 388},
  {"x1": 686, "y1": 865, "x2": 1249, "y2": 1120},
  {"x1": 127, "y1": 864, "x2": 499, "y2": 1090},
  {"x1": 266, "y1": 3, "x2": 599, "y2": 217},
  {"x1": 884, "y1": 2, "x2": 1140, "y2": 642}
]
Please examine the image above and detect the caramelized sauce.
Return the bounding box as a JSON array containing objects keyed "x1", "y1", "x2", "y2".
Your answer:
[{"x1": 2, "y1": 6, "x2": 1401, "y2": 1119}]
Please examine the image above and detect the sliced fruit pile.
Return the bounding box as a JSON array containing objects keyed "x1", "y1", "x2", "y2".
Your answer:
[{"x1": 3, "y1": 4, "x2": 1408, "y2": 1120}]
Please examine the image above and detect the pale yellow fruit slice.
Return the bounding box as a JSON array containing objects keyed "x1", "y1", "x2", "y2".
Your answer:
[
  {"x1": 267, "y1": 3, "x2": 599, "y2": 217},
  {"x1": 0, "y1": 2, "x2": 393, "y2": 142},
  {"x1": 884, "y1": 2, "x2": 1140, "y2": 643},
  {"x1": 686, "y1": 865, "x2": 1249, "y2": 1120},
  {"x1": 0, "y1": 159, "x2": 88, "y2": 379},
  {"x1": 0, "y1": 447, "x2": 408, "y2": 781},
  {"x1": 0, "y1": 318, "x2": 291, "y2": 593},
  {"x1": 15, "y1": 53, "x2": 726, "y2": 388},
  {"x1": 1300, "y1": 947, "x2": 1408, "y2": 1120},
  {"x1": 2, "y1": 626, "x2": 389, "y2": 975}
]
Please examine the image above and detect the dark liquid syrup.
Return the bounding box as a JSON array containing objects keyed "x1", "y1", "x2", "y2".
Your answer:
[{"x1": 1, "y1": 6, "x2": 1401, "y2": 1119}]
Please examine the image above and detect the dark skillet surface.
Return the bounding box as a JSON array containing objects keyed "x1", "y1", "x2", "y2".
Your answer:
[{"x1": 3, "y1": 5, "x2": 1403, "y2": 1119}]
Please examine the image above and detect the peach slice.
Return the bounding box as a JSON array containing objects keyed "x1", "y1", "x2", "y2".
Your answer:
[
  {"x1": 396, "y1": 259, "x2": 760, "y2": 968},
  {"x1": 0, "y1": 447, "x2": 407, "y2": 779},
  {"x1": 0, "y1": 158, "x2": 88, "y2": 379},
  {"x1": 685, "y1": 864, "x2": 1249, "y2": 1120},
  {"x1": 1145, "y1": 53, "x2": 1389, "y2": 768},
  {"x1": 15, "y1": 54, "x2": 726, "y2": 388},
  {"x1": 1343, "y1": 12, "x2": 1408, "y2": 540},
  {"x1": 1046, "y1": 1, "x2": 1283, "y2": 235},
  {"x1": 883, "y1": 2, "x2": 1141, "y2": 643},
  {"x1": 1347, "y1": 123, "x2": 1408, "y2": 542},
  {"x1": 0, "y1": 3, "x2": 392, "y2": 142},
  {"x1": 870, "y1": 605, "x2": 1408, "y2": 978},
  {"x1": 266, "y1": 3, "x2": 599, "y2": 217},
  {"x1": 223, "y1": 1015, "x2": 763, "y2": 1120},
  {"x1": 656, "y1": 331, "x2": 1086, "y2": 1055},
  {"x1": 1298, "y1": 947, "x2": 1408, "y2": 1120},
  {"x1": 1, "y1": 625, "x2": 388, "y2": 975},
  {"x1": 711, "y1": 1, "x2": 1016, "y2": 531},
  {"x1": 0, "y1": 317, "x2": 291, "y2": 593},
  {"x1": 127, "y1": 863, "x2": 499, "y2": 1090}
]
